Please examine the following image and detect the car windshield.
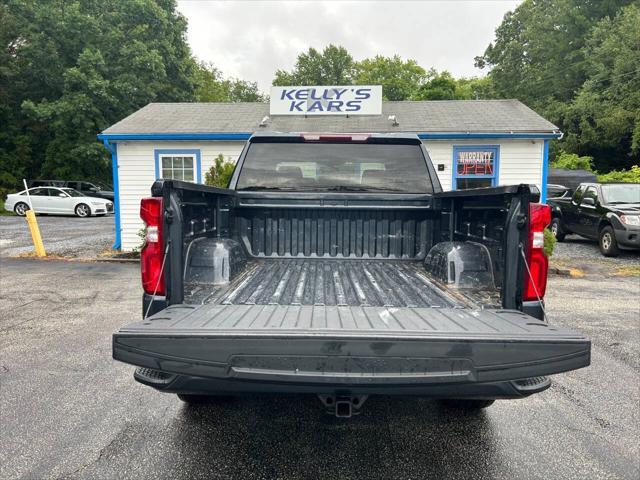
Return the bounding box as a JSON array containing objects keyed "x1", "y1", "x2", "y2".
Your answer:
[
  {"x1": 61, "y1": 188, "x2": 85, "y2": 197},
  {"x1": 94, "y1": 182, "x2": 112, "y2": 191},
  {"x1": 236, "y1": 141, "x2": 433, "y2": 193},
  {"x1": 601, "y1": 184, "x2": 640, "y2": 204}
]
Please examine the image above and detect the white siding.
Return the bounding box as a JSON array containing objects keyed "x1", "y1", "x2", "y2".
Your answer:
[
  {"x1": 423, "y1": 139, "x2": 543, "y2": 192},
  {"x1": 116, "y1": 139, "x2": 543, "y2": 251},
  {"x1": 116, "y1": 141, "x2": 245, "y2": 250}
]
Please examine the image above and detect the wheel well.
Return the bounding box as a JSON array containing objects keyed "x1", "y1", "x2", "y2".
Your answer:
[{"x1": 598, "y1": 220, "x2": 612, "y2": 233}]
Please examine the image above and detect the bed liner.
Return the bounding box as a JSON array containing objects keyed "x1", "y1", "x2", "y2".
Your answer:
[{"x1": 187, "y1": 259, "x2": 466, "y2": 308}]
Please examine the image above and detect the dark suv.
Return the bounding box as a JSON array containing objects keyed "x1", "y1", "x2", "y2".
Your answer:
[
  {"x1": 548, "y1": 182, "x2": 640, "y2": 256},
  {"x1": 28, "y1": 180, "x2": 114, "y2": 201}
]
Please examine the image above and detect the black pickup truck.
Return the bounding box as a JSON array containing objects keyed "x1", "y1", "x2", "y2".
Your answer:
[
  {"x1": 549, "y1": 182, "x2": 640, "y2": 256},
  {"x1": 113, "y1": 133, "x2": 590, "y2": 417}
]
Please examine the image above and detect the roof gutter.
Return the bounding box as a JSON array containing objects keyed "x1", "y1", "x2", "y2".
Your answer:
[
  {"x1": 97, "y1": 133, "x2": 253, "y2": 141},
  {"x1": 97, "y1": 131, "x2": 562, "y2": 141},
  {"x1": 417, "y1": 132, "x2": 562, "y2": 140}
]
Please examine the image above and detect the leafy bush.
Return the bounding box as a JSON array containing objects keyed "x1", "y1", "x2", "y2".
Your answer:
[
  {"x1": 543, "y1": 228, "x2": 556, "y2": 258},
  {"x1": 204, "y1": 154, "x2": 235, "y2": 188},
  {"x1": 551, "y1": 151, "x2": 594, "y2": 171},
  {"x1": 597, "y1": 165, "x2": 640, "y2": 183}
]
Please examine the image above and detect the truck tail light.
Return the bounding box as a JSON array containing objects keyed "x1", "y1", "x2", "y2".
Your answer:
[
  {"x1": 523, "y1": 203, "x2": 551, "y2": 301},
  {"x1": 140, "y1": 197, "x2": 165, "y2": 295}
]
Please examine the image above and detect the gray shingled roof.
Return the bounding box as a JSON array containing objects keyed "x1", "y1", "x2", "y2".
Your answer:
[{"x1": 102, "y1": 100, "x2": 558, "y2": 135}]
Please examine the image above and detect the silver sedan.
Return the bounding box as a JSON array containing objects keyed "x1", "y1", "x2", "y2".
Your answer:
[{"x1": 4, "y1": 187, "x2": 114, "y2": 217}]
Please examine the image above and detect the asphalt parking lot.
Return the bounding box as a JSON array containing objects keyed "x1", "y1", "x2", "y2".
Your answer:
[
  {"x1": 0, "y1": 257, "x2": 638, "y2": 480},
  {"x1": 0, "y1": 215, "x2": 115, "y2": 258}
]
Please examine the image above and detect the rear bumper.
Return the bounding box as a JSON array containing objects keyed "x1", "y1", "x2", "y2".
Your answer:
[{"x1": 133, "y1": 368, "x2": 552, "y2": 399}]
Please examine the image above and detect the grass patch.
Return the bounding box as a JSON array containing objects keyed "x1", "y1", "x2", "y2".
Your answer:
[
  {"x1": 569, "y1": 268, "x2": 585, "y2": 278},
  {"x1": 612, "y1": 265, "x2": 640, "y2": 277},
  {"x1": 99, "y1": 248, "x2": 140, "y2": 259}
]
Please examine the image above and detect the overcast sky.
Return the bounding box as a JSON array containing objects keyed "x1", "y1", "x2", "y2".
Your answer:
[{"x1": 177, "y1": 0, "x2": 521, "y2": 93}]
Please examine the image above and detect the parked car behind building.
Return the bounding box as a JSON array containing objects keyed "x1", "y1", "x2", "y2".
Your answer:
[
  {"x1": 5, "y1": 187, "x2": 113, "y2": 217},
  {"x1": 28, "y1": 180, "x2": 114, "y2": 201}
]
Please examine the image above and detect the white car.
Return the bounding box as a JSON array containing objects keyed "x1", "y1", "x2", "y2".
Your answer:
[{"x1": 4, "y1": 187, "x2": 114, "y2": 217}]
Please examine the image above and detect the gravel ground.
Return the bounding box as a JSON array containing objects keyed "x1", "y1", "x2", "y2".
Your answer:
[
  {"x1": 0, "y1": 215, "x2": 115, "y2": 258},
  {"x1": 553, "y1": 234, "x2": 639, "y2": 269},
  {"x1": 0, "y1": 258, "x2": 638, "y2": 480}
]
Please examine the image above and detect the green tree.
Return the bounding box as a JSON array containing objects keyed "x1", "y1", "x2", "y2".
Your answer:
[
  {"x1": 558, "y1": 3, "x2": 640, "y2": 172},
  {"x1": 273, "y1": 45, "x2": 356, "y2": 85},
  {"x1": 475, "y1": 0, "x2": 638, "y2": 172},
  {"x1": 195, "y1": 62, "x2": 265, "y2": 102},
  {"x1": 204, "y1": 154, "x2": 235, "y2": 188},
  {"x1": 414, "y1": 70, "x2": 496, "y2": 101},
  {"x1": 551, "y1": 151, "x2": 594, "y2": 171},
  {"x1": 0, "y1": 0, "x2": 199, "y2": 194},
  {"x1": 414, "y1": 70, "x2": 458, "y2": 100},
  {"x1": 597, "y1": 165, "x2": 640, "y2": 183},
  {"x1": 354, "y1": 55, "x2": 426, "y2": 101},
  {"x1": 475, "y1": 0, "x2": 633, "y2": 109}
]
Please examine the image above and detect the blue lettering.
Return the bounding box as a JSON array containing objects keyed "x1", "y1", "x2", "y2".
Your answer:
[
  {"x1": 355, "y1": 88, "x2": 371, "y2": 100},
  {"x1": 326, "y1": 100, "x2": 343, "y2": 112},
  {"x1": 309, "y1": 88, "x2": 323, "y2": 100},
  {"x1": 308, "y1": 101, "x2": 324, "y2": 112},
  {"x1": 295, "y1": 89, "x2": 309, "y2": 100},
  {"x1": 289, "y1": 101, "x2": 304, "y2": 111},
  {"x1": 333, "y1": 88, "x2": 348, "y2": 99},
  {"x1": 280, "y1": 89, "x2": 296, "y2": 100},
  {"x1": 345, "y1": 100, "x2": 361, "y2": 112}
]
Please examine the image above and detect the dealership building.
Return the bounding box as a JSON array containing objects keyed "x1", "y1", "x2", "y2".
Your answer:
[{"x1": 99, "y1": 94, "x2": 560, "y2": 250}]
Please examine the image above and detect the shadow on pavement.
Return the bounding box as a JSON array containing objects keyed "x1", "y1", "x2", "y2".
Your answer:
[{"x1": 164, "y1": 394, "x2": 503, "y2": 479}]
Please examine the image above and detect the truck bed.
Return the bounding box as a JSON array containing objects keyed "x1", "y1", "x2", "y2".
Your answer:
[{"x1": 187, "y1": 259, "x2": 463, "y2": 308}]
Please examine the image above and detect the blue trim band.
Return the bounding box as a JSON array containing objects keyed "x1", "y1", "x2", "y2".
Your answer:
[
  {"x1": 541, "y1": 139, "x2": 549, "y2": 203},
  {"x1": 418, "y1": 133, "x2": 561, "y2": 140},
  {"x1": 452, "y1": 144, "x2": 500, "y2": 190},
  {"x1": 154, "y1": 149, "x2": 202, "y2": 183},
  {"x1": 102, "y1": 139, "x2": 121, "y2": 250},
  {"x1": 97, "y1": 132, "x2": 561, "y2": 141},
  {"x1": 98, "y1": 133, "x2": 252, "y2": 141}
]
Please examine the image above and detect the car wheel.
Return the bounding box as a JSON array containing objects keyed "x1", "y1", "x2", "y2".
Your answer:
[
  {"x1": 550, "y1": 217, "x2": 566, "y2": 242},
  {"x1": 14, "y1": 202, "x2": 30, "y2": 216},
  {"x1": 599, "y1": 225, "x2": 619, "y2": 257},
  {"x1": 75, "y1": 203, "x2": 90, "y2": 218},
  {"x1": 439, "y1": 399, "x2": 495, "y2": 411}
]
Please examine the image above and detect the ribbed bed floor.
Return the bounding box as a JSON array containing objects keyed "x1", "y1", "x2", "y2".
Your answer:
[{"x1": 203, "y1": 259, "x2": 461, "y2": 308}]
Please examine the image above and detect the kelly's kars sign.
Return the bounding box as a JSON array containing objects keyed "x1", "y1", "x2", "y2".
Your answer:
[{"x1": 270, "y1": 86, "x2": 382, "y2": 115}]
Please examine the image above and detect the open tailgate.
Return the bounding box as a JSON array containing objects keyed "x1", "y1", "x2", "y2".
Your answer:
[{"x1": 113, "y1": 305, "x2": 590, "y2": 385}]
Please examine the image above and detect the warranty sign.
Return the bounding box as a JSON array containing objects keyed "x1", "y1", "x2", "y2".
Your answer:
[{"x1": 270, "y1": 85, "x2": 382, "y2": 115}]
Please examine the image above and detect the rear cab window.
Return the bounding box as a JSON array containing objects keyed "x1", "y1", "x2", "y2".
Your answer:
[{"x1": 236, "y1": 141, "x2": 435, "y2": 193}]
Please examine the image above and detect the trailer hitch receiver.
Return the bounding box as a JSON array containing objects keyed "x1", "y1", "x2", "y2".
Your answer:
[{"x1": 318, "y1": 394, "x2": 369, "y2": 418}]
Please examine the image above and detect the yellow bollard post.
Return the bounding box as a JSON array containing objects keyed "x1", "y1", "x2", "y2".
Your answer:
[
  {"x1": 22, "y1": 178, "x2": 46, "y2": 257},
  {"x1": 25, "y1": 210, "x2": 46, "y2": 257}
]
